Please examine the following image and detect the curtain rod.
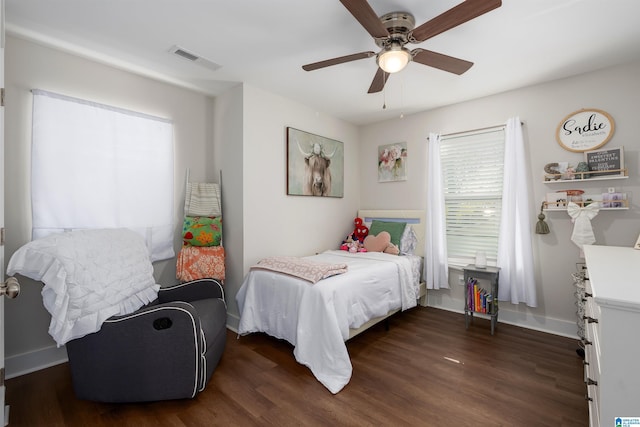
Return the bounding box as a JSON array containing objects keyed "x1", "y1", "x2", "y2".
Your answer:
[{"x1": 427, "y1": 121, "x2": 524, "y2": 140}]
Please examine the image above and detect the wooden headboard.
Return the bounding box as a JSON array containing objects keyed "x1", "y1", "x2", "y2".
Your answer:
[{"x1": 357, "y1": 209, "x2": 426, "y2": 258}]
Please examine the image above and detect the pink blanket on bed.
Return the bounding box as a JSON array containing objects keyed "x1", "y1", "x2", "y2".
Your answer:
[{"x1": 251, "y1": 256, "x2": 348, "y2": 283}]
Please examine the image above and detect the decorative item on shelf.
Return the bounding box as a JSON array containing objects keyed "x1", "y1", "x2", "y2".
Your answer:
[
  {"x1": 556, "y1": 108, "x2": 615, "y2": 152},
  {"x1": 584, "y1": 146, "x2": 625, "y2": 178},
  {"x1": 563, "y1": 189, "x2": 585, "y2": 204},
  {"x1": 575, "y1": 161, "x2": 590, "y2": 179},
  {"x1": 543, "y1": 161, "x2": 584, "y2": 181},
  {"x1": 564, "y1": 165, "x2": 576, "y2": 180},
  {"x1": 602, "y1": 192, "x2": 625, "y2": 208},
  {"x1": 546, "y1": 191, "x2": 568, "y2": 208},
  {"x1": 567, "y1": 201, "x2": 600, "y2": 258},
  {"x1": 535, "y1": 201, "x2": 550, "y2": 234},
  {"x1": 543, "y1": 162, "x2": 560, "y2": 181}
]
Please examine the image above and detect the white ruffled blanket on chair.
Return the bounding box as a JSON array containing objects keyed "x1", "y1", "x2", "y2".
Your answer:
[{"x1": 7, "y1": 228, "x2": 160, "y2": 346}]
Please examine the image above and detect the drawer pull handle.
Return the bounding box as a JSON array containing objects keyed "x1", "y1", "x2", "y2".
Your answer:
[
  {"x1": 585, "y1": 394, "x2": 593, "y2": 402},
  {"x1": 583, "y1": 360, "x2": 589, "y2": 366},
  {"x1": 583, "y1": 339, "x2": 592, "y2": 346},
  {"x1": 584, "y1": 292, "x2": 592, "y2": 298},
  {"x1": 586, "y1": 378, "x2": 598, "y2": 386},
  {"x1": 583, "y1": 316, "x2": 599, "y2": 324}
]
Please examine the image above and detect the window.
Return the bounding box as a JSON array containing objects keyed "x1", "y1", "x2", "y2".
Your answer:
[
  {"x1": 31, "y1": 89, "x2": 174, "y2": 261},
  {"x1": 440, "y1": 128, "x2": 505, "y2": 266}
]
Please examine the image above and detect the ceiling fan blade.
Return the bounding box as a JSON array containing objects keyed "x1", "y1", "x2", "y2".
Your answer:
[
  {"x1": 340, "y1": 0, "x2": 390, "y2": 39},
  {"x1": 412, "y1": 48, "x2": 473, "y2": 75},
  {"x1": 409, "y1": 0, "x2": 502, "y2": 43},
  {"x1": 368, "y1": 68, "x2": 389, "y2": 93},
  {"x1": 302, "y1": 51, "x2": 376, "y2": 71}
]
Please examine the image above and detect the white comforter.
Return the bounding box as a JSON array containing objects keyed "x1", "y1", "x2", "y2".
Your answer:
[{"x1": 236, "y1": 250, "x2": 419, "y2": 394}]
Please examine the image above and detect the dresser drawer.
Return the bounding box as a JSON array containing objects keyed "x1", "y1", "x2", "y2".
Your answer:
[
  {"x1": 584, "y1": 330, "x2": 600, "y2": 427},
  {"x1": 586, "y1": 297, "x2": 600, "y2": 322},
  {"x1": 584, "y1": 298, "x2": 600, "y2": 336},
  {"x1": 583, "y1": 280, "x2": 600, "y2": 351},
  {"x1": 584, "y1": 320, "x2": 601, "y2": 373},
  {"x1": 584, "y1": 279, "x2": 600, "y2": 316},
  {"x1": 588, "y1": 385, "x2": 600, "y2": 427},
  {"x1": 584, "y1": 346, "x2": 599, "y2": 391}
]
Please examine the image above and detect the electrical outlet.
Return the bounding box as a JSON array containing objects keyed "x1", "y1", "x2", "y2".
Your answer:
[{"x1": 458, "y1": 275, "x2": 465, "y2": 285}]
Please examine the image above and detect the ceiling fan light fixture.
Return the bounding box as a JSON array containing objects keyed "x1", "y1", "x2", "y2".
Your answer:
[{"x1": 377, "y1": 45, "x2": 411, "y2": 74}]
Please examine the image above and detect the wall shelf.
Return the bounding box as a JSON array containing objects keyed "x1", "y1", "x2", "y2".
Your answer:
[
  {"x1": 543, "y1": 168, "x2": 627, "y2": 183},
  {"x1": 543, "y1": 199, "x2": 629, "y2": 211}
]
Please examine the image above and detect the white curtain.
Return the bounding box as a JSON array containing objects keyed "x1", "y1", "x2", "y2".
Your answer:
[
  {"x1": 497, "y1": 117, "x2": 537, "y2": 306},
  {"x1": 31, "y1": 89, "x2": 175, "y2": 262},
  {"x1": 424, "y1": 133, "x2": 449, "y2": 289}
]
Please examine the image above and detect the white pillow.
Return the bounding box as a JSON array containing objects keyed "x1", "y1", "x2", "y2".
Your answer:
[
  {"x1": 399, "y1": 225, "x2": 418, "y2": 255},
  {"x1": 7, "y1": 228, "x2": 160, "y2": 346}
]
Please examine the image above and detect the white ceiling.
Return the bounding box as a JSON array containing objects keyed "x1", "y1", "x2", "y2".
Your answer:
[{"x1": 6, "y1": 0, "x2": 640, "y2": 125}]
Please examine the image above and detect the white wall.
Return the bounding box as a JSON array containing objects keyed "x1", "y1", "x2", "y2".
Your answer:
[
  {"x1": 220, "y1": 84, "x2": 360, "y2": 327},
  {"x1": 212, "y1": 84, "x2": 244, "y2": 323},
  {"x1": 4, "y1": 35, "x2": 216, "y2": 376},
  {"x1": 359, "y1": 60, "x2": 640, "y2": 336}
]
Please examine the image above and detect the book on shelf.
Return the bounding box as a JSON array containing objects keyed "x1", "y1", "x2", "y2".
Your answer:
[{"x1": 466, "y1": 278, "x2": 493, "y2": 314}]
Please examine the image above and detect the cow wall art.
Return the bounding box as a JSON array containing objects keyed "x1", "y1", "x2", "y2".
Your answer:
[{"x1": 286, "y1": 127, "x2": 344, "y2": 197}]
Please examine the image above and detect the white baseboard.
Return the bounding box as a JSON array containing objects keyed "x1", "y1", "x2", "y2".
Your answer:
[
  {"x1": 226, "y1": 313, "x2": 240, "y2": 334},
  {"x1": 5, "y1": 345, "x2": 68, "y2": 380},
  {"x1": 426, "y1": 296, "x2": 579, "y2": 339}
]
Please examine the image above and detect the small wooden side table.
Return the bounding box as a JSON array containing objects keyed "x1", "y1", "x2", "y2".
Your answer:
[{"x1": 463, "y1": 264, "x2": 500, "y2": 335}]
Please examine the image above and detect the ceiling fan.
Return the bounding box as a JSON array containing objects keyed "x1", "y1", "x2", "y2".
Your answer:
[{"x1": 302, "y1": 0, "x2": 502, "y2": 93}]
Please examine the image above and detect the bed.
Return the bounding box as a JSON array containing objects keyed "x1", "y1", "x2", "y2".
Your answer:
[{"x1": 236, "y1": 210, "x2": 426, "y2": 394}]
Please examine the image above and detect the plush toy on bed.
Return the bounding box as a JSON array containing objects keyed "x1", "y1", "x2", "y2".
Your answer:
[
  {"x1": 340, "y1": 234, "x2": 367, "y2": 253},
  {"x1": 339, "y1": 218, "x2": 372, "y2": 253},
  {"x1": 363, "y1": 231, "x2": 400, "y2": 255},
  {"x1": 353, "y1": 217, "x2": 369, "y2": 242}
]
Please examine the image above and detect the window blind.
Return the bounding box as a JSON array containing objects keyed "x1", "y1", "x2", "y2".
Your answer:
[
  {"x1": 31, "y1": 89, "x2": 175, "y2": 261},
  {"x1": 440, "y1": 128, "x2": 505, "y2": 266}
]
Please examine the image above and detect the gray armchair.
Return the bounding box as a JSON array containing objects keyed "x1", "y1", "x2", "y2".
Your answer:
[{"x1": 65, "y1": 278, "x2": 227, "y2": 403}]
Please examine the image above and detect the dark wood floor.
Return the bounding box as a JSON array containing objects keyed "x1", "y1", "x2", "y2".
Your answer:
[{"x1": 6, "y1": 307, "x2": 588, "y2": 426}]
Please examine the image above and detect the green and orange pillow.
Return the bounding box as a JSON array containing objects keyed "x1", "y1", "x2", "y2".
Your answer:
[{"x1": 183, "y1": 216, "x2": 222, "y2": 247}]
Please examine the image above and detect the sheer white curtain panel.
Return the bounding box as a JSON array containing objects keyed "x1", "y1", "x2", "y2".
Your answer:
[
  {"x1": 425, "y1": 133, "x2": 449, "y2": 289},
  {"x1": 496, "y1": 117, "x2": 537, "y2": 306}
]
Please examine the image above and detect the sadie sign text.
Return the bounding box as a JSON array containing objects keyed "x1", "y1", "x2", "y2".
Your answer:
[{"x1": 556, "y1": 109, "x2": 615, "y2": 152}]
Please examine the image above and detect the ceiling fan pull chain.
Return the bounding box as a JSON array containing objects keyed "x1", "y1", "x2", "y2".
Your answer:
[
  {"x1": 382, "y1": 73, "x2": 387, "y2": 109},
  {"x1": 400, "y1": 73, "x2": 404, "y2": 118}
]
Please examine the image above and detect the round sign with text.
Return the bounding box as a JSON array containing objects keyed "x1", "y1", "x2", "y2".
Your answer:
[{"x1": 556, "y1": 108, "x2": 615, "y2": 152}]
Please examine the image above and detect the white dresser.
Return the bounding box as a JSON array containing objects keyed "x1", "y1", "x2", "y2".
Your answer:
[{"x1": 583, "y1": 245, "x2": 640, "y2": 427}]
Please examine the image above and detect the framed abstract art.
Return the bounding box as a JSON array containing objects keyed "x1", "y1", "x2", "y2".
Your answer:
[{"x1": 378, "y1": 142, "x2": 407, "y2": 182}]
